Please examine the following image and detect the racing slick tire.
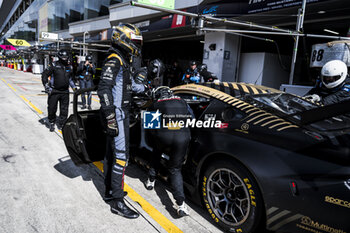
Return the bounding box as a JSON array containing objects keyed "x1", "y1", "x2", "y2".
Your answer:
[{"x1": 201, "y1": 160, "x2": 264, "y2": 233}]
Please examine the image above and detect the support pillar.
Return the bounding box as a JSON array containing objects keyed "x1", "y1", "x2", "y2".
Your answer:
[{"x1": 202, "y1": 31, "x2": 241, "y2": 81}]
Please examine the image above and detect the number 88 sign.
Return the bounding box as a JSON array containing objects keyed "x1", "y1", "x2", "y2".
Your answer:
[{"x1": 310, "y1": 42, "x2": 350, "y2": 68}]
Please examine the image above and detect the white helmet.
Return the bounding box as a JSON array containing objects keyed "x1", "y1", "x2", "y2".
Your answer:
[{"x1": 321, "y1": 60, "x2": 348, "y2": 89}]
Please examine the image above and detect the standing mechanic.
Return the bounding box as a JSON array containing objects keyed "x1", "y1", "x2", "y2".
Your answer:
[
  {"x1": 182, "y1": 60, "x2": 201, "y2": 84},
  {"x1": 41, "y1": 49, "x2": 76, "y2": 132},
  {"x1": 97, "y1": 23, "x2": 147, "y2": 219},
  {"x1": 77, "y1": 54, "x2": 95, "y2": 110},
  {"x1": 305, "y1": 60, "x2": 350, "y2": 105},
  {"x1": 144, "y1": 85, "x2": 192, "y2": 217}
]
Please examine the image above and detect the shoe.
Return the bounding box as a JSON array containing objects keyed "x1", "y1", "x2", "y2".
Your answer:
[
  {"x1": 56, "y1": 123, "x2": 63, "y2": 130},
  {"x1": 144, "y1": 178, "x2": 155, "y2": 190},
  {"x1": 88, "y1": 105, "x2": 92, "y2": 110},
  {"x1": 39, "y1": 118, "x2": 46, "y2": 125},
  {"x1": 174, "y1": 202, "x2": 189, "y2": 217},
  {"x1": 81, "y1": 105, "x2": 87, "y2": 109},
  {"x1": 110, "y1": 199, "x2": 139, "y2": 219},
  {"x1": 49, "y1": 123, "x2": 55, "y2": 132}
]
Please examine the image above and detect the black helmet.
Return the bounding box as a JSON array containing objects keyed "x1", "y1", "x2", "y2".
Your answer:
[
  {"x1": 152, "y1": 86, "x2": 173, "y2": 99},
  {"x1": 190, "y1": 60, "x2": 198, "y2": 66},
  {"x1": 148, "y1": 59, "x2": 165, "y2": 80},
  {"x1": 111, "y1": 23, "x2": 143, "y2": 57},
  {"x1": 198, "y1": 64, "x2": 207, "y2": 73},
  {"x1": 57, "y1": 49, "x2": 69, "y2": 64},
  {"x1": 85, "y1": 55, "x2": 92, "y2": 62}
]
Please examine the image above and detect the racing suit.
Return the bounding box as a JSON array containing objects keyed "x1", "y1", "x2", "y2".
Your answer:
[
  {"x1": 41, "y1": 60, "x2": 76, "y2": 126},
  {"x1": 182, "y1": 68, "x2": 201, "y2": 84},
  {"x1": 306, "y1": 78, "x2": 350, "y2": 105},
  {"x1": 145, "y1": 96, "x2": 192, "y2": 205},
  {"x1": 199, "y1": 69, "x2": 218, "y2": 82},
  {"x1": 77, "y1": 61, "x2": 95, "y2": 107},
  {"x1": 97, "y1": 49, "x2": 145, "y2": 200}
]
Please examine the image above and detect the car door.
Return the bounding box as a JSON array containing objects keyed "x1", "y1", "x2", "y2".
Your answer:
[{"x1": 62, "y1": 87, "x2": 106, "y2": 166}]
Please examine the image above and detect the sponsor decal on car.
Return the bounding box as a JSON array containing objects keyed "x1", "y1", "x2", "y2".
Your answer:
[
  {"x1": 296, "y1": 216, "x2": 346, "y2": 233},
  {"x1": 325, "y1": 196, "x2": 350, "y2": 209},
  {"x1": 235, "y1": 123, "x2": 250, "y2": 134}
]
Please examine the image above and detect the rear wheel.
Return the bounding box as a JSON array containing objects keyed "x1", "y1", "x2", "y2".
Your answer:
[{"x1": 201, "y1": 160, "x2": 264, "y2": 233}]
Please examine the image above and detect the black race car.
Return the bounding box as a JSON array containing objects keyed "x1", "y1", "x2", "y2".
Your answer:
[{"x1": 63, "y1": 82, "x2": 350, "y2": 233}]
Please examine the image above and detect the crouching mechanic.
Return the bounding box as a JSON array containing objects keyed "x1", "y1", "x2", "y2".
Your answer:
[
  {"x1": 144, "y1": 86, "x2": 192, "y2": 217},
  {"x1": 42, "y1": 49, "x2": 76, "y2": 131},
  {"x1": 305, "y1": 60, "x2": 350, "y2": 105},
  {"x1": 97, "y1": 23, "x2": 147, "y2": 219}
]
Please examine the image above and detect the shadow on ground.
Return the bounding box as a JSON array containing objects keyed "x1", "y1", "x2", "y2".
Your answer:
[
  {"x1": 53, "y1": 155, "x2": 106, "y2": 200},
  {"x1": 53, "y1": 157, "x2": 271, "y2": 233},
  {"x1": 125, "y1": 162, "x2": 217, "y2": 223}
]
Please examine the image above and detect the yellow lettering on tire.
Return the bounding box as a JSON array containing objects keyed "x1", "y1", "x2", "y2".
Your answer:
[{"x1": 244, "y1": 178, "x2": 257, "y2": 207}]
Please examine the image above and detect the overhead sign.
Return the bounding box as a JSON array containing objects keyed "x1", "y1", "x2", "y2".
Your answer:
[
  {"x1": 41, "y1": 32, "x2": 58, "y2": 40},
  {"x1": 138, "y1": 0, "x2": 175, "y2": 9},
  {"x1": 0, "y1": 45, "x2": 17, "y2": 50},
  {"x1": 7, "y1": 39, "x2": 31, "y2": 47},
  {"x1": 247, "y1": 0, "x2": 327, "y2": 14},
  {"x1": 310, "y1": 41, "x2": 350, "y2": 67}
]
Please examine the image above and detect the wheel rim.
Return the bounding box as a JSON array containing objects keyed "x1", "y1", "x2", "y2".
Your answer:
[{"x1": 206, "y1": 168, "x2": 250, "y2": 226}]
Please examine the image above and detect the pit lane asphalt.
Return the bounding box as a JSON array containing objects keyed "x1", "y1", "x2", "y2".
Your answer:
[{"x1": 0, "y1": 67, "x2": 222, "y2": 233}]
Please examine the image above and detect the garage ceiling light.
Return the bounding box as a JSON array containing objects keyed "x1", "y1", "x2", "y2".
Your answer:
[{"x1": 324, "y1": 29, "x2": 339, "y2": 35}]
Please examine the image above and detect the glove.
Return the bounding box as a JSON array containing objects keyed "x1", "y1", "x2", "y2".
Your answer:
[
  {"x1": 134, "y1": 67, "x2": 148, "y2": 84},
  {"x1": 106, "y1": 113, "x2": 119, "y2": 137},
  {"x1": 190, "y1": 75, "x2": 201, "y2": 83},
  {"x1": 73, "y1": 87, "x2": 77, "y2": 92},
  {"x1": 44, "y1": 83, "x2": 51, "y2": 94},
  {"x1": 304, "y1": 94, "x2": 321, "y2": 103}
]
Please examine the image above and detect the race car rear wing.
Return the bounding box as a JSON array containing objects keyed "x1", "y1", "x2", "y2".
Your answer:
[{"x1": 299, "y1": 99, "x2": 350, "y2": 125}]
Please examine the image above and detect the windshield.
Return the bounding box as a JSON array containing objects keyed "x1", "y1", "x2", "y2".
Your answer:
[{"x1": 249, "y1": 93, "x2": 318, "y2": 116}]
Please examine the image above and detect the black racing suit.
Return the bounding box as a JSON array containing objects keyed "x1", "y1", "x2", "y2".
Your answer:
[
  {"x1": 200, "y1": 70, "x2": 218, "y2": 82},
  {"x1": 41, "y1": 61, "x2": 76, "y2": 125},
  {"x1": 97, "y1": 49, "x2": 145, "y2": 200},
  {"x1": 77, "y1": 61, "x2": 95, "y2": 107},
  {"x1": 145, "y1": 96, "x2": 192, "y2": 205},
  {"x1": 306, "y1": 78, "x2": 350, "y2": 105}
]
